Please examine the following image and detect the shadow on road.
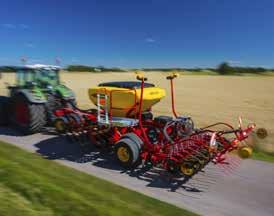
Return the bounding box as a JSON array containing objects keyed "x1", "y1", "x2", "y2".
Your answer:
[
  {"x1": 0, "y1": 126, "x2": 220, "y2": 193},
  {"x1": 33, "y1": 135, "x2": 220, "y2": 193},
  {"x1": 0, "y1": 127, "x2": 24, "y2": 136}
]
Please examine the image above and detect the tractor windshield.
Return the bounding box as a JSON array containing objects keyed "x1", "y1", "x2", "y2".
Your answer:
[{"x1": 35, "y1": 69, "x2": 60, "y2": 87}]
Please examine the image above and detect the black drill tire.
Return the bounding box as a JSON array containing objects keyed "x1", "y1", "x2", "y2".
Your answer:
[
  {"x1": 0, "y1": 96, "x2": 9, "y2": 126},
  {"x1": 10, "y1": 94, "x2": 46, "y2": 134},
  {"x1": 115, "y1": 138, "x2": 141, "y2": 169}
]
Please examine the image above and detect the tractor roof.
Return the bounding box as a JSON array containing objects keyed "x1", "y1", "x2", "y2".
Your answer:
[{"x1": 14, "y1": 64, "x2": 61, "y2": 71}]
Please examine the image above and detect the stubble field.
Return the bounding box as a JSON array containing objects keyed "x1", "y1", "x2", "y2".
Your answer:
[{"x1": 1, "y1": 72, "x2": 274, "y2": 153}]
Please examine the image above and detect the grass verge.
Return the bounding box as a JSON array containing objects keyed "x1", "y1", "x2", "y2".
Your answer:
[
  {"x1": 252, "y1": 150, "x2": 274, "y2": 163},
  {"x1": 0, "y1": 141, "x2": 197, "y2": 216}
]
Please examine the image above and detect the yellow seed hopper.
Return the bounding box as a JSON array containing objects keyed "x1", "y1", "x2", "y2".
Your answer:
[{"x1": 88, "y1": 81, "x2": 166, "y2": 117}]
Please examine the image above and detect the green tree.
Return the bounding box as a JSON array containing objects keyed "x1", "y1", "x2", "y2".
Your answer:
[{"x1": 217, "y1": 62, "x2": 234, "y2": 75}]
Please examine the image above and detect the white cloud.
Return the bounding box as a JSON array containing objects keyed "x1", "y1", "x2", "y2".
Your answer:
[
  {"x1": 145, "y1": 38, "x2": 156, "y2": 43},
  {"x1": 19, "y1": 24, "x2": 30, "y2": 29},
  {"x1": 25, "y1": 43, "x2": 35, "y2": 48},
  {"x1": 2, "y1": 23, "x2": 16, "y2": 29},
  {"x1": 1, "y1": 23, "x2": 30, "y2": 29}
]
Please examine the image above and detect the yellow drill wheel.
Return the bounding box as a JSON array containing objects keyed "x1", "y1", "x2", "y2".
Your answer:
[
  {"x1": 238, "y1": 146, "x2": 253, "y2": 159},
  {"x1": 117, "y1": 146, "x2": 130, "y2": 163},
  {"x1": 54, "y1": 119, "x2": 67, "y2": 133},
  {"x1": 180, "y1": 162, "x2": 195, "y2": 176}
]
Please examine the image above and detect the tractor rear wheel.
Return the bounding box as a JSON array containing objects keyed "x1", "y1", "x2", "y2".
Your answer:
[
  {"x1": 10, "y1": 94, "x2": 46, "y2": 134},
  {"x1": 0, "y1": 96, "x2": 9, "y2": 126},
  {"x1": 115, "y1": 138, "x2": 141, "y2": 168}
]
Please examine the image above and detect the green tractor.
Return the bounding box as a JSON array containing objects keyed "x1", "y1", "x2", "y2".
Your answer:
[{"x1": 0, "y1": 64, "x2": 75, "y2": 134}]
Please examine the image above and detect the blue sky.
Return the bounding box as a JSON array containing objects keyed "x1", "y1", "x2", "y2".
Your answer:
[{"x1": 0, "y1": 0, "x2": 273, "y2": 68}]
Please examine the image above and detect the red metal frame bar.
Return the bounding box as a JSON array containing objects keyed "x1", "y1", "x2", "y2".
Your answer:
[
  {"x1": 137, "y1": 77, "x2": 151, "y2": 146},
  {"x1": 170, "y1": 78, "x2": 178, "y2": 118}
]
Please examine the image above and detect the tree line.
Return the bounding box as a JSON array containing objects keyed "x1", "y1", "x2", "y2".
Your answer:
[
  {"x1": 66, "y1": 65, "x2": 126, "y2": 72},
  {"x1": 0, "y1": 63, "x2": 273, "y2": 74},
  {"x1": 216, "y1": 62, "x2": 270, "y2": 75},
  {"x1": 65, "y1": 63, "x2": 274, "y2": 74}
]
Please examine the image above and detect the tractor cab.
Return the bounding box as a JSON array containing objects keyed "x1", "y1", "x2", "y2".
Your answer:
[
  {"x1": 15, "y1": 64, "x2": 61, "y2": 89},
  {"x1": 8, "y1": 64, "x2": 74, "y2": 101}
]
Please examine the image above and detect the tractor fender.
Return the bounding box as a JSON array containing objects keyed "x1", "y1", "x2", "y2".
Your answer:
[
  {"x1": 14, "y1": 90, "x2": 46, "y2": 104},
  {"x1": 120, "y1": 132, "x2": 143, "y2": 149}
]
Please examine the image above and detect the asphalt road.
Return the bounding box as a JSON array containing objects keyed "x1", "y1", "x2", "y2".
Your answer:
[{"x1": 0, "y1": 127, "x2": 274, "y2": 216}]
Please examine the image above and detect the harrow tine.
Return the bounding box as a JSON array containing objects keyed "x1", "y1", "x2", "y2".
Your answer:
[
  {"x1": 184, "y1": 148, "x2": 207, "y2": 163},
  {"x1": 226, "y1": 158, "x2": 240, "y2": 170},
  {"x1": 225, "y1": 155, "x2": 242, "y2": 173},
  {"x1": 202, "y1": 165, "x2": 226, "y2": 176},
  {"x1": 216, "y1": 162, "x2": 235, "y2": 175}
]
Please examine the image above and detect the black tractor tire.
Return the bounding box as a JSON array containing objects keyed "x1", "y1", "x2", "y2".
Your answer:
[
  {"x1": 10, "y1": 94, "x2": 46, "y2": 134},
  {"x1": 114, "y1": 137, "x2": 141, "y2": 169},
  {"x1": 0, "y1": 96, "x2": 9, "y2": 126}
]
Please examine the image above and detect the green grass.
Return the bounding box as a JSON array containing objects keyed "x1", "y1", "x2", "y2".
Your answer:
[
  {"x1": 252, "y1": 150, "x2": 274, "y2": 163},
  {"x1": 0, "y1": 141, "x2": 197, "y2": 216}
]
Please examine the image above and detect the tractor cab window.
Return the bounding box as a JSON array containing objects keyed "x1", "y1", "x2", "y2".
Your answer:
[
  {"x1": 25, "y1": 71, "x2": 35, "y2": 84},
  {"x1": 16, "y1": 70, "x2": 25, "y2": 86},
  {"x1": 16, "y1": 69, "x2": 34, "y2": 86},
  {"x1": 35, "y1": 69, "x2": 59, "y2": 87}
]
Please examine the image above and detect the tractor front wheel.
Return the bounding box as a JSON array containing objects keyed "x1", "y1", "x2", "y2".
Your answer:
[{"x1": 10, "y1": 94, "x2": 46, "y2": 134}]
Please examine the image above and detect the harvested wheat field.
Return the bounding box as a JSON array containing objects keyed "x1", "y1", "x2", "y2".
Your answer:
[{"x1": 1, "y1": 71, "x2": 274, "y2": 153}]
